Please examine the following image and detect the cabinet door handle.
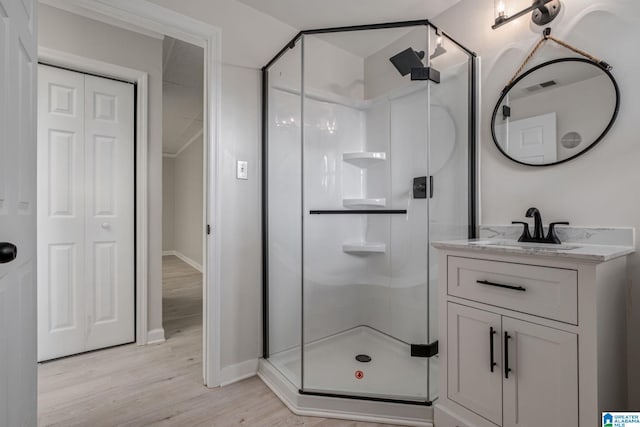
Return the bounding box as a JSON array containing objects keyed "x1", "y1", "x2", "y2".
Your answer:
[
  {"x1": 504, "y1": 331, "x2": 512, "y2": 379},
  {"x1": 489, "y1": 327, "x2": 497, "y2": 372},
  {"x1": 477, "y1": 280, "x2": 526, "y2": 292}
]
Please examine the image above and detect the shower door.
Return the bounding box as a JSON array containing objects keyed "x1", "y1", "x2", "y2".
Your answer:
[
  {"x1": 300, "y1": 27, "x2": 433, "y2": 403},
  {"x1": 264, "y1": 22, "x2": 476, "y2": 406},
  {"x1": 426, "y1": 25, "x2": 475, "y2": 400}
]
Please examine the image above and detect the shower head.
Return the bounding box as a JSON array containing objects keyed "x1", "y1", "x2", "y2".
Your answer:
[{"x1": 389, "y1": 48, "x2": 425, "y2": 76}]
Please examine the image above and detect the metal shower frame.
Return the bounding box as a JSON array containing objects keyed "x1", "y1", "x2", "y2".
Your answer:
[{"x1": 261, "y1": 19, "x2": 479, "y2": 406}]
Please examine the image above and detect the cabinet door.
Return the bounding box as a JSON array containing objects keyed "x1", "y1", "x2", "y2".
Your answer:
[
  {"x1": 447, "y1": 303, "x2": 502, "y2": 425},
  {"x1": 502, "y1": 317, "x2": 578, "y2": 427}
]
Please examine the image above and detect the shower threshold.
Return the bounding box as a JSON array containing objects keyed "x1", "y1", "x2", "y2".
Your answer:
[{"x1": 258, "y1": 326, "x2": 434, "y2": 426}]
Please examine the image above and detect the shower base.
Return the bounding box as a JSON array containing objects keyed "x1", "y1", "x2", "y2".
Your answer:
[{"x1": 258, "y1": 326, "x2": 434, "y2": 426}]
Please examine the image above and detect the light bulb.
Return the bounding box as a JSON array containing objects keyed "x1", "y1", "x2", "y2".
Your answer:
[
  {"x1": 494, "y1": 0, "x2": 508, "y2": 25},
  {"x1": 436, "y1": 36, "x2": 443, "y2": 46}
]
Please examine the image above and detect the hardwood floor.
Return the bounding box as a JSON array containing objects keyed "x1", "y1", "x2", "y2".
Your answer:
[
  {"x1": 161, "y1": 255, "x2": 203, "y2": 340},
  {"x1": 38, "y1": 256, "x2": 397, "y2": 426}
]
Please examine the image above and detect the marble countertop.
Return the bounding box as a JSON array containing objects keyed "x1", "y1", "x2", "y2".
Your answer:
[{"x1": 432, "y1": 239, "x2": 635, "y2": 262}]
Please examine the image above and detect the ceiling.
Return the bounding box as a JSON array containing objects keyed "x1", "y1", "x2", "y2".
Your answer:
[
  {"x1": 163, "y1": 36, "x2": 204, "y2": 155},
  {"x1": 510, "y1": 45, "x2": 607, "y2": 100},
  {"x1": 236, "y1": 0, "x2": 463, "y2": 62},
  {"x1": 312, "y1": 27, "x2": 415, "y2": 59},
  {"x1": 235, "y1": 0, "x2": 462, "y2": 31},
  {"x1": 510, "y1": 62, "x2": 604, "y2": 100}
]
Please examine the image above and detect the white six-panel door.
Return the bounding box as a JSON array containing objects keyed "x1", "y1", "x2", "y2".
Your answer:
[
  {"x1": 37, "y1": 65, "x2": 134, "y2": 362},
  {"x1": 83, "y1": 74, "x2": 135, "y2": 352},
  {"x1": 0, "y1": 0, "x2": 38, "y2": 424},
  {"x1": 37, "y1": 66, "x2": 86, "y2": 362},
  {"x1": 505, "y1": 112, "x2": 557, "y2": 165}
]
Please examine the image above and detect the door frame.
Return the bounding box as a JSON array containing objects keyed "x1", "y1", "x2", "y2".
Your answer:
[
  {"x1": 38, "y1": 0, "x2": 223, "y2": 387},
  {"x1": 38, "y1": 48, "x2": 150, "y2": 346}
]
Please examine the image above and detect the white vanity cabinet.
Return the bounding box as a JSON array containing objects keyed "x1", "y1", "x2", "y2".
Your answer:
[
  {"x1": 433, "y1": 243, "x2": 632, "y2": 427},
  {"x1": 447, "y1": 303, "x2": 578, "y2": 426}
]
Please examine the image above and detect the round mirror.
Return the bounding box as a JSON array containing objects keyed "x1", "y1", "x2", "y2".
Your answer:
[{"x1": 491, "y1": 58, "x2": 619, "y2": 166}]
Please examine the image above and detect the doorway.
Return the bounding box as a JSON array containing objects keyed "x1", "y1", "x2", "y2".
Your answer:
[
  {"x1": 36, "y1": 8, "x2": 212, "y2": 421},
  {"x1": 35, "y1": 0, "x2": 221, "y2": 386},
  {"x1": 2, "y1": 1, "x2": 223, "y2": 422},
  {"x1": 37, "y1": 64, "x2": 136, "y2": 361},
  {"x1": 161, "y1": 36, "x2": 205, "y2": 356}
]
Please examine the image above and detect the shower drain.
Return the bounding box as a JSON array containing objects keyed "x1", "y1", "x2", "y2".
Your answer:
[{"x1": 355, "y1": 354, "x2": 372, "y2": 363}]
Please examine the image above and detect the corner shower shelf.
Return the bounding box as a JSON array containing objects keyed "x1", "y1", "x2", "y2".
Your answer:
[
  {"x1": 342, "y1": 242, "x2": 386, "y2": 254},
  {"x1": 342, "y1": 152, "x2": 386, "y2": 168},
  {"x1": 342, "y1": 198, "x2": 386, "y2": 208}
]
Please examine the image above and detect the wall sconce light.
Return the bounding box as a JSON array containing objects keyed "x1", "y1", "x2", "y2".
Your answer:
[{"x1": 492, "y1": 0, "x2": 562, "y2": 30}]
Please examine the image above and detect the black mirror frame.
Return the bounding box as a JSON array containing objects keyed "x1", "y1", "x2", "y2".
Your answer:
[{"x1": 491, "y1": 57, "x2": 620, "y2": 167}]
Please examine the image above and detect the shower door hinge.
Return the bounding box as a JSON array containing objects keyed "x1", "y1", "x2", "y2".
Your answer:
[
  {"x1": 411, "y1": 341, "x2": 439, "y2": 358},
  {"x1": 207, "y1": 224, "x2": 211, "y2": 235},
  {"x1": 411, "y1": 67, "x2": 440, "y2": 83}
]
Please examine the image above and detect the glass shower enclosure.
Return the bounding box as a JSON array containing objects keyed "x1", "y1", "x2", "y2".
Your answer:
[{"x1": 262, "y1": 21, "x2": 477, "y2": 405}]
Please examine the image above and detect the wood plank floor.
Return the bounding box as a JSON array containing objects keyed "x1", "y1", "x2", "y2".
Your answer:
[{"x1": 38, "y1": 256, "x2": 398, "y2": 426}]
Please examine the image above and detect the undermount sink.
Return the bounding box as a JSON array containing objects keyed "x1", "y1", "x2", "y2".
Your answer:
[{"x1": 469, "y1": 240, "x2": 581, "y2": 251}]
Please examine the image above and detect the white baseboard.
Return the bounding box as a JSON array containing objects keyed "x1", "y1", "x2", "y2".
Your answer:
[
  {"x1": 219, "y1": 358, "x2": 259, "y2": 386},
  {"x1": 174, "y1": 251, "x2": 203, "y2": 272},
  {"x1": 147, "y1": 328, "x2": 166, "y2": 344},
  {"x1": 162, "y1": 250, "x2": 203, "y2": 272}
]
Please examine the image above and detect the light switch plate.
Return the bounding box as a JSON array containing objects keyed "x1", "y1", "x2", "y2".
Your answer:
[{"x1": 237, "y1": 160, "x2": 248, "y2": 180}]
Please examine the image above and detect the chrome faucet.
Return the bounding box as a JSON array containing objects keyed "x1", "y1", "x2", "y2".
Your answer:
[{"x1": 512, "y1": 207, "x2": 569, "y2": 244}]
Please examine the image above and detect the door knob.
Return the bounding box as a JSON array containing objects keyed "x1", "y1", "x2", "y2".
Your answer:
[
  {"x1": 101, "y1": 223, "x2": 110, "y2": 229},
  {"x1": 0, "y1": 242, "x2": 17, "y2": 264}
]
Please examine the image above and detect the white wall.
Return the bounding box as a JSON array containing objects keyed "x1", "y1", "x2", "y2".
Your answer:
[
  {"x1": 172, "y1": 138, "x2": 204, "y2": 265},
  {"x1": 38, "y1": 4, "x2": 165, "y2": 335},
  {"x1": 143, "y1": 0, "x2": 295, "y2": 371},
  {"x1": 163, "y1": 143, "x2": 204, "y2": 266},
  {"x1": 218, "y1": 65, "x2": 263, "y2": 368},
  {"x1": 162, "y1": 157, "x2": 175, "y2": 251},
  {"x1": 432, "y1": 0, "x2": 640, "y2": 406}
]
